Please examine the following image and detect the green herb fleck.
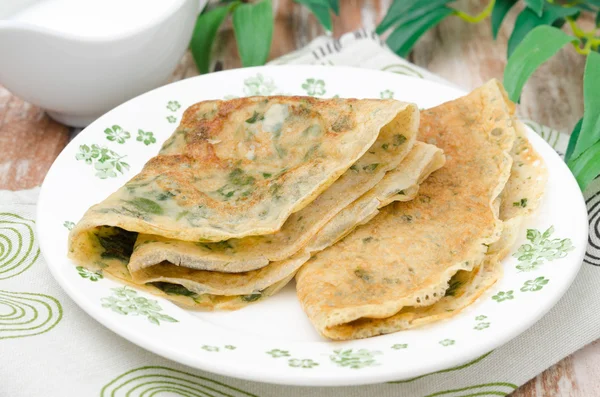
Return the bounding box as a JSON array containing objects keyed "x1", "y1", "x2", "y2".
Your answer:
[
  {"x1": 262, "y1": 173, "x2": 272, "y2": 178},
  {"x1": 123, "y1": 197, "x2": 163, "y2": 215},
  {"x1": 382, "y1": 143, "x2": 389, "y2": 150},
  {"x1": 229, "y1": 168, "x2": 255, "y2": 186},
  {"x1": 303, "y1": 144, "x2": 321, "y2": 161},
  {"x1": 400, "y1": 214, "x2": 413, "y2": 222},
  {"x1": 445, "y1": 278, "x2": 462, "y2": 297},
  {"x1": 157, "y1": 191, "x2": 176, "y2": 201},
  {"x1": 393, "y1": 134, "x2": 407, "y2": 146},
  {"x1": 246, "y1": 111, "x2": 264, "y2": 124},
  {"x1": 362, "y1": 163, "x2": 380, "y2": 173},
  {"x1": 151, "y1": 282, "x2": 196, "y2": 297},
  {"x1": 513, "y1": 198, "x2": 528, "y2": 208},
  {"x1": 241, "y1": 293, "x2": 262, "y2": 302},
  {"x1": 176, "y1": 210, "x2": 189, "y2": 221},
  {"x1": 362, "y1": 237, "x2": 374, "y2": 243},
  {"x1": 332, "y1": 115, "x2": 353, "y2": 132},
  {"x1": 349, "y1": 165, "x2": 359, "y2": 173},
  {"x1": 354, "y1": 268, "x2": 372, "y2": 282}
]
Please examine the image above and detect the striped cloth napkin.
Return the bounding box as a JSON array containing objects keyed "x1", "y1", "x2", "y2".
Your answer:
[{"x1": 1, "y1": 29, "x2": 597, "y2": 397}]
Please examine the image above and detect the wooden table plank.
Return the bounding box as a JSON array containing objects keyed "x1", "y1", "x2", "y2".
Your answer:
[
  {"x1": 0, "y1": 85, "x2": 70, "y2": 190},
  {"x1": 2, "y1": 1, "x2": 598, "y2": 395}
]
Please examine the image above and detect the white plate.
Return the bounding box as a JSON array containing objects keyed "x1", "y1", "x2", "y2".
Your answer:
[{"x1": 37, "y1": 65, "x2": 588, "y2": 386}]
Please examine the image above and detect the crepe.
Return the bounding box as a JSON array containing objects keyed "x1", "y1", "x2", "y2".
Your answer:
[
  {"x1": 130, "y1": 142, "x2": 445, "y2": 307},
  {"x1": 68, "y1": 96, "x2": 418, "y2": 276},
  {"x1": 318, "y1": 121, "x2": 547, "y2": 336},
  {"x1": 128, "y1": 100, "x2": 420, "y2": 274},
  {"x1": 295, "y1": 80, "x2": 518, "y2": 340}
]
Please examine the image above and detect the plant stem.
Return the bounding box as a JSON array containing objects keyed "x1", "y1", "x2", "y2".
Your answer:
[
  {"x1": 567, "y1": 17, "x2": 599, "y2": 55},
  {"x1": 453, "y1": 0, "x2": 495, "y2": 24}
]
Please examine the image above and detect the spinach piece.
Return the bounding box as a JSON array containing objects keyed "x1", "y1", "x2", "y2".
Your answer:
[
  {"x1": 362, "y1": 163, "x2": 380, "y2": 173},
  {"x1": 123, "y1": 197, "x2": 163, "y2": 215},
  {"x1": 157, "y1": 191, "x2": 176, "y2": 201},
  {"x1": 513, "y1": 198, "x2": 528, "y2": 208},
  {"x1": 241, "y1": 293, "x2": 262, "y2": 302},
  {"x1": 246, "y1": 111, "x2": 264, "y2": 124},
  {"x1": 229, "y1": 168, "x2": 255, "y2": 186},
  {"x1": 151, "y1": 282, "x2": 197, "y2": 297},
  {"x1": 445, "y1": 277, "x2": 462, "y2": 297},
  {"x1": 393, "y1": 134, "x2": 407, "y2": 146},
  {"x1": 97, "y1": 227, "x2": 137, "y2": 262}
]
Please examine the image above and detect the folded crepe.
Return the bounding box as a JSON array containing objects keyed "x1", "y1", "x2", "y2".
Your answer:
[
  {"x1": 69, "y1": 96, "x2": 432, "y2": 307},
  {"x1": 295, "y1": 80, "x2": 523, "y2": 340},
  {"x1": 311, "y1": 121, "x2": 547, "y2": 335},
  {"x1": 131, "y1": 142, "x2": 445, "y2": 309}
]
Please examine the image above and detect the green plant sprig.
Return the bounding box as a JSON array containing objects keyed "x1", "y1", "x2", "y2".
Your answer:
[
  {"x1": 190, "y1": 0, "x2": 339, "y2": 74},
  {"x1": 377, "y1": 0, "x2": 600, "y2": 191}
]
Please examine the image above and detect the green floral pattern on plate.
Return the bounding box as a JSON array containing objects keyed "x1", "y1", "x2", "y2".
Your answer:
[
  {"x1": 380, "y1": 89, "x2": 394, "y2": 99},
  {"x1": 289, "y1": 358, "x2": 319, "y2": 369},
  {"x1": 166, "y1": 115, "x2": 177, "y2": 124},
  {"x1": 166, "y1": 101, "x2": 181, "y2": 112},
  {"x1": 63, "y1": 221, "x2": 75, "y2": 230},
  {"x1": 475, "y1": 315, "x2": 487, "y2": 321},
  {"x1": 330, "y1": 349, "x2": 381, "y2": 369},
  {"x1": 521, "y1": 277, "x2": 549, "y2": 292},
  {"x1": 104, "y1": 125, "x2": 130, "y2": 144},
  {"x1": 474, "y1": 322, "x2": 490, "y2": 331},
  {"x1": 267, "y1": 349, "x2": 290, "y2": 358},
  {"x1": 301, "y1": 78, "x2": 326, "y2": 96},
  {"x1": 439, "y1": 339, "x2": 455, "y2": 347},
  {"x1": 76, "y1": 266, "x2": 103, "y2": 282},
  {"x1": 136, "y1": 129, "x2": 156, "y2": 146},
  {"x1": 202, "y1": 345, "x2": 219, "y2": 352},
  {"x1": 392, "y1": 344, "x2": 408, "y2": 350},
  {"x1": 492, "y1": 291, "x2": 514, "y2": 302},
  {"x1": 101, "y1": 287, "x2": 177, "y2": 325},
  {"x1": 75, "y1": 144, "x2": 129, "y2": 179},
  {"x1": 513, "y1": 226, "x2": 574, "y2": 272},
  {"x1": 244, "y1": 74, "x2": 277, "y2": 96}
]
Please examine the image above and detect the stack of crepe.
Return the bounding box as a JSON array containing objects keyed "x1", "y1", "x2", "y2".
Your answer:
[
  {"x1": 69, "y1": 80, "x2": 547, "y2": 341},
  {"x1": 69, "y1": 95, "x2": 445, "y2": 310}
]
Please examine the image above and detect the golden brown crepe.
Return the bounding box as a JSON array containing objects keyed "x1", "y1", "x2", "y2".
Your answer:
[
  {"x1": 295, "y1": 80, "x2": 518, "y2": 340},
  {"x1": 318, "y1": 121, "x2": 547, "y2": 336},
  {"x1": 127, "y1": 99, "x2": 420, "y2": 274}
]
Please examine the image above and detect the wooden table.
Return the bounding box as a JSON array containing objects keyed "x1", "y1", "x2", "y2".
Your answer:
[{"x1": 0, "y1": 0, "x2": 595, "y2": 395}]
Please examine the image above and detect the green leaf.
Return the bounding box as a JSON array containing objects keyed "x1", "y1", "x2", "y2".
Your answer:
[
  {"x1": 386, "y1": 6, "x2": 454, "y2": 58},
  {"x1": 571, "y1": 52, "x2": 600, "y2": 159},
  {"x1": 524, "y1": 0, "x2": 544, "y2": 17},
  {"x1": 565, "y1": 118, "x2": 583, "y2": 163},
  {"x1": 376, "y1": 0, "x2": 452, "y2": 34},
  {"x1": 596, "y1": 10, "x2": 600, "y2": 27},
  {"x1": 503, "y1": 25, "x2": 574, "y2": 102},
  {"x1": 568, "y1": 52, "x2": 600, "y2": 190},
  {"x1": 294, "y1": 0, "x2": 333, "y2": 31},
  {"x1": 328, "y1": 0, "x2": 339, "y2": 15},
  {"x1": 190, "y1": 5, "x2": 232, "y2": 74},
  {"x1": 568, "y1": 139, "x2": 600, "y2": 190},
  {"x1": 507, "y1": 5, "x2": 579, "y2": 57},
  {"x1": 491, "y1": 0, "x2": 518, "y2": 39},
  {"x1": 232, "y1": 0, "x2": 273, "y2": 67}
]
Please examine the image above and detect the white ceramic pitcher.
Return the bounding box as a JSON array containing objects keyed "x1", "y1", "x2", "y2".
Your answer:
[{"x1": 0, "y1": 0, "x2": 201, "y2": 127}]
